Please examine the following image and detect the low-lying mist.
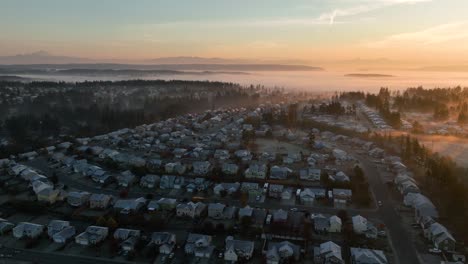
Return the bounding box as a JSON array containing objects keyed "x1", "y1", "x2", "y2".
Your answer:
[{"x1": 16, "y1": 70, "x2": 468, "y2": 93}]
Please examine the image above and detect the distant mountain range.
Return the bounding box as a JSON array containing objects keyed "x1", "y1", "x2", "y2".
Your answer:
[
  {"x1": 0, "y1": 68, "x2": 251, "y2": 76},
  {"x1": 0, "y1": 52, "x2": 323, "y2": 72},
  {"x1": 0, "y1": 51, "x2": 93, "y2": 64}
]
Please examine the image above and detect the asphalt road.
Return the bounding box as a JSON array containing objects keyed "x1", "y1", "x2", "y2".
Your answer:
[
  {"x1": 0, "y1": 246, "x2": 128, "y2": 264},
  {"x1": 350, "y1": 150, "x2": 421, "y2": 264}
]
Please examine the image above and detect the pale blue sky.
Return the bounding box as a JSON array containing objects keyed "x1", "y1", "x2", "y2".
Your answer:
[{"x1": 1, "y1": 0, "x2": 467, "y2": 62}]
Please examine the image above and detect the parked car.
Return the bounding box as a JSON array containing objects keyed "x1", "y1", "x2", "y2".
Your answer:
[{"x1": 429, "y1": 248, "x2": 441, "y2": 254}]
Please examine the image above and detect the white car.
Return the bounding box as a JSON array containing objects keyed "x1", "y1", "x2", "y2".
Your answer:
[{"x1": 429, "y1": 248, "x2": 441, "y2": 254}]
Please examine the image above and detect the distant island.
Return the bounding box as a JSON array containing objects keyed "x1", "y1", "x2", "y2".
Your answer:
[{"x1": 345, "y1": 73, "x2": 394, "y2": 78}]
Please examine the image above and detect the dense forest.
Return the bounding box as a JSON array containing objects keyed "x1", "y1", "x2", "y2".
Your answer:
[{"x1": 339, "y1": 88, "x2": 401, "y2": 127}]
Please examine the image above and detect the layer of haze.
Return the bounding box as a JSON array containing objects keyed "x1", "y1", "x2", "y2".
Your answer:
[{"x1": 20, "y1": 70, "x2": 468, "y2": 93}]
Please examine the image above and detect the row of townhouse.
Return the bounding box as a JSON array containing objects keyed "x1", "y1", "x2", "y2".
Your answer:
[
  {"x1": 3, "y1": 218, "x2": 387, "y2": 264},
  {"x1": 385, "y1": 152, "x2": 457, "y2": 252}
]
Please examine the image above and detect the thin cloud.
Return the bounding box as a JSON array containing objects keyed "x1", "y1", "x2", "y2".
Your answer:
[
  {"x1": 318, "y1": 0, "x2": 432, "y2": 25},
  {"x1": 367, "y1": 21, "x2": 468, "y2": 48},
  {"x1": 132, "y1": 0, "x2": 432, "y2": 30}
]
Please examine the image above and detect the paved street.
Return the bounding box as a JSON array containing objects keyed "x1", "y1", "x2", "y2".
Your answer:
[
  {"x1": 349, "y1": 149, "x2": 421, "y2": 264},
  {"x1": 0, "y1": 246, "x2": 128, "y2": 264}
]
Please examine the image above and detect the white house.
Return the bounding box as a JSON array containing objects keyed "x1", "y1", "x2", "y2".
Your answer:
[
  {"x1": 314, "y1": 241, "x2": 344, "y2": 264},
  {"x1": 224, "y1": 236, "x2": 254, "y2": 262},
  {"x1": 75, "y1": 226, "x2": 108, "y2": 246},
  {"x1": 184, "y1": 233, "x2": 215, "y2": 258},
  {"x1": 329, "y1": 215, "x2": 342, "y2": 233},
  {"x1": 151, "y1": 232, "x2": 177, "y2": 254},
  {"x1": 350, "y1": 247, "x2": 388, "y2": 264},
  {"x1": 176, "y1": 202, "x2": 207, "y2": 218},
  {"x1": 13, "y1": 222, "x2": 44, "y2": 239},
  {"x1": 245, "y1": 162, "x2": 267, "y2": 179}
]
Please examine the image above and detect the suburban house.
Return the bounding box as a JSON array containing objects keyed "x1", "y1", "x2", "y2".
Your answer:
[
  {"x1": 0, "y1": 220, "x2": 14, "y2": 235},
  {"x1": 270, "y1": 166, "x2": 292, "y2": 180},
  {"x1": 192, "y1": 161, "x2": 212, "y2": 176},
  {"x1": 234, "y1": 150, "x2": 252, "y2": 162},
  {"x1": 114, "y1": 228, "x2": 141, "y2": 252},
  {"x1": 208, "y1": 203, "x2": 238, "y2": 220},
  {"x1": 37, "y1": 187, "x2": 61, "y2": 204},
  {"x1": 160, "y1": 175, "x2": 176, "y2": 189},
  {"x1": 47, "y1": 220, "x2": 71, "y2": 238},
  {"x1": 176, "y1": 202, "x2": 207, "y2": 218},
  {"x1": 8, "y1": 164, "x2": 27, "y2": 176},
  {"x1": 300, "y1": 188, "x2": 316, "y2": 205},
  {"x1": 148, "y1": 198, "x2": 177, "y2": 212},
  {"x1": 186, "y1": 177, "x2": 210, "y2": 193},
  {"x1": 146, "y1": 159, "x2": 163, "y2": 172},
  {"x1": 92, "y1": 173, "x2": 114, "y2": 185},
  {"x1": 151, "y1": 232, "x2": 177, "y2": 254},
  {"x1": 329, "y1": 171, "x2": 350, "y2": 183},
  {"x1": 241, "y1": 182, "x2": 262, "y2": 197},
  {"x1": 116, "y1": 170, "x2": 136, "y2": 187},
  {"x1": 238, "y1": 206, "x2": 254, "y2": 220},
  {"x1": 329, "y1": 216, "x2": 342, "y2": 233},
  {"x1": 120, "y1": 235, "x2": 140, "y2": 252},
  {"x1": 113, "y1": 228, "x2": 141, "y2": 241},
  {"x1": 333, "y1": 189, "x2": 353, "y2": 208},
  {"x1": 89, "y1": 193, "x2": 113, "y2": 209},
  {"x1": 224, "y1": 236, "x2": 255, "y2": 262},
  {"x1": 350, "y1": 247, "x2": 388, "y2": 264},
  {"x1": 222, "y1": 163, "x2": 239, "y2": 175},
  {"x1": 184, "y1": 233, "x2": 215, "y2": 258},
  {"x1": 113, "y1": 197, "x2": 147, "y2": 214},
  {"x1": 75, "y1": 226, "x2": 109, "y2": 246},
  {"x1": 214, "y1": 149, "x2": 230, "y2": 160},
  {"x1": 425, "y1": 222, "x2": 456, "y2": 251},
  {"x1": 272, "y1": 209, "x2": 288, "y2": 224},
  {"x1": 47, "y1": 220, "x2": 75, "y2": 244},
  {"x1": 265, "y1": 241, "x2": 301, "y2": 264},
  {"x1": 172, "y1": 148, "x2": 187, "y2": 158},
  {"x1": 173, "y1": 176, "x2": 185, "y2": 189},
  {"x1": 313, "y1": 241, "x2": 344, "y2": 264},
  {"x1": 245, "y1": 162, "x2": 267, "y2": 179},
  {"x1": 352, "y1": 215, "x2": 378, "y2": 239},
  {"x1": 213, "y1": 182, "x2": 240, "y2": 196},
  {"x1": 281, "y1": 187, "x2": 294, "y2": 200},
  {"x1": 140, "y1": 174, "x2": 160, "y2": 188},
  {"x1": 332, "y1": 149, "x2": 349, "y2": 163},
  {"x1": 312, "y1": 214, "x2": 329, "y2": 233},
  {"x1": 13, "y1": 222, "x2": 44, "y2": 239},
  {"x1": 283, "y1": 152, "x2": 302, "y2": 164},
  {"x1": 165, "y1": 162, "x2": 187, "y2": 175},
  {"x1": 299, "y1": 168, "x2": 321, "y2": 181},
  {"x1": 67, "y1": 191, "x2": 91, "y2": 207},
  {"x1": 269, "y1": 184, "x2": 284, "y2": 199}
]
